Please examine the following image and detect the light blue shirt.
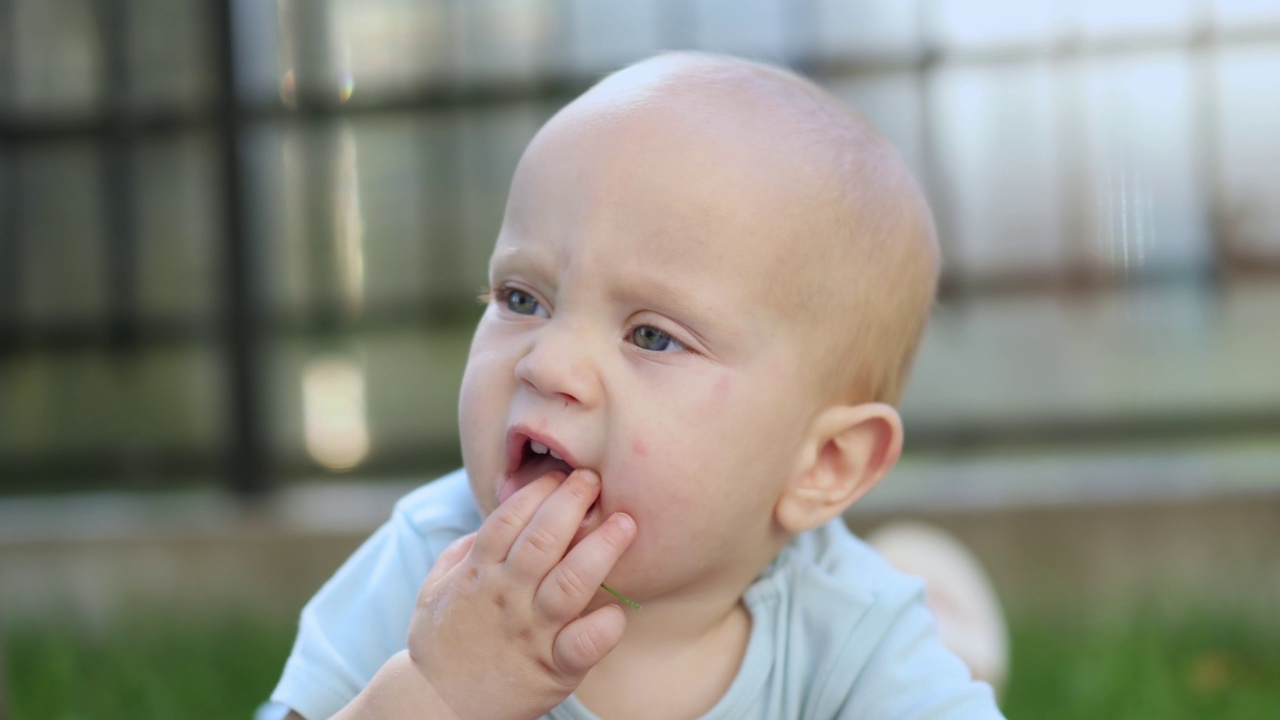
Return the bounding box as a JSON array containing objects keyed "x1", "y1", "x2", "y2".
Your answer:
[{"x1": 268, "y1": 469, "x2": 1004, "y2": 719}]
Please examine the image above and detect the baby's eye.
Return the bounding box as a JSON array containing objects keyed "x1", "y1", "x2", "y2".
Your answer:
[
  {"x1": 501, "y1": 288, "x2": 547, "y2": 317},
  {"x1": 630, "y1": 325, "x2": 685, "y2": 352}
]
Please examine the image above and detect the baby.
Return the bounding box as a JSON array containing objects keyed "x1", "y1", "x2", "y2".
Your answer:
[{"x1": 270, "y1": 52, "x2": 1004, "y2": 719}]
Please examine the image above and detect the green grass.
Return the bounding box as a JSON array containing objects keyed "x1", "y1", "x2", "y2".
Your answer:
[
  {"x1": 4, "y1": 605, "x2": 1278, "y2": 719},
  {"x1": 1001, "y1": 606, "x2": 1280, "y2": 719},
  {"x1": 3, "y1": 609, "x2": 296, "y2": 720}
]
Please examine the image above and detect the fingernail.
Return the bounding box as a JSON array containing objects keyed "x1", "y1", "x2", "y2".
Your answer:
[
  {"x1": 578, "y1": 469, "x2": 600, "y2": 486},
  {"x1": 614, "y1": 513, "x2": 635, "y2": 531}
]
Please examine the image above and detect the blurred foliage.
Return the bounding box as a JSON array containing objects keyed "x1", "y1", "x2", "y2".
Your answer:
[
  {"x1": 4, "y1": 603, "x2": 1279, "y2": 719},
  {"x1": 1002, "y1": 605, "x2": 1280, "y2": 719},
  {"x1": 3, "y1": 609, "x2": 294, "y2": 720}
]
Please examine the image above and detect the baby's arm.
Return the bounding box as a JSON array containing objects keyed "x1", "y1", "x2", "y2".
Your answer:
[{"x1": 313, "y1": 469, "x2": 635, "y2": 720}]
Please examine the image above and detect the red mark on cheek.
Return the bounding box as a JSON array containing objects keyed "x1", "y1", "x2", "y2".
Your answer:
[
  {"x1": 631, "y1": 437, "x2": 648, "y2": 458},
  {"x1": 710, "y1": 375, "x2": 732, "y2": 407}
]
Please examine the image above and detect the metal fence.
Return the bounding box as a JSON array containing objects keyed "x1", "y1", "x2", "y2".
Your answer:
[{"x1": 2, "y1": 0, "x2": 1278, "y2": 496}]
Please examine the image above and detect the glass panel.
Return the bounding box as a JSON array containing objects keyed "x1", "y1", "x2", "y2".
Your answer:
[
  {"x1": 326, "y1": 0, "x2": 453, "y2": 103},
  {"x1": 131, "y1": 344, "x2": 224, "y2": 453},
  {"x1": 1075, "y1": 0, "x2": 1200, "y2": 43},
  {"x1": 0, "y1": 7, "x2": 11, "y2": 115},
  {"x1": 826, "y1": 72, "x2": 927, "y2": 185},
  {"x1": 692, "y1": 0, "x2": 795, "y2": 61},
  {"x1": 10, "y1": 0, "x2": 102, "y2": 117},
  {"x1": 453, "y1": 0, "x2": 558, "y2": 86},
  {"x1": 1214, "y1": 44, "x2": 1280, "y2": 263},
  {"x1": 243, "y1": 114, "x2": 452, "y2": 320},
  {"x1": 17, "y1": 141, "x2": 107, "y2": 324},
  {"x1": 363, "y1": 328, "x2": 471, "y2": 455},
  {"x1": 0, "y1": 351, "x2": 123, "y2": 457},
  {"x1": 456, "y1": 102, "x2": 554, "y2": 298},
  {"x1": 906, "y1": 281, "x2": 1280, "y2": 422},
  {"x1": 927, "y1": 61, "x2": 1067, "y2": 280},
  {"x1": 0, "y1": 344, "x2": 221, "y2": 458},
  {"x1": 1076, "y1": 51, "x2": 1209, "y2": 278},
  {"x1": 1214, "y1": 0, "x2": 1280, "y2": 30},
  {"x1": 562, "y1": 0, "x2": 661, "y2": 75},
  {"x1": 345, "y1": 115, "x2": 455, "y2": 312},
  {"x1": 904, "y1": 285, "x2": 1280, "y2": 425},
  {"x1": 241, "y1": 122, "x2": 301, "y2": 318},
  {"x1": 928, "y1": 0, "x2": 1066, "y2": 53},
  {"x1": 266, "y1": 328, "x2": 473, "y2": 472},
  {"x1": 124, "y1": 0, "x2": 214, "y2": 111},
  {"x1": 272, "y1": 0, "x2": 341, "y2": 107},
  {"x1": 816, "y1": 0, "x2": 921, "y2": 62},
  {"x1": 238, "y1": 0, "x2": 453, "y2": 108},
  {"x1": 134, "y1": 132, "x2": 220, "y2": 323},
  {"x1": 231, "y1": 0, "x2": 284, "y2": 105}
]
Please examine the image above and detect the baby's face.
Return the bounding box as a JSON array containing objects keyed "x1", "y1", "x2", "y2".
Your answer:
[{"x1": 458, "y1": 93, "x2": 837, "y2": 603}]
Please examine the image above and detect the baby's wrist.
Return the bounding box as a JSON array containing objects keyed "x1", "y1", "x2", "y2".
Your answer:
[
  {"x1": 337, "y1": 650, "x2": 459, "y2": 720},
  {"x1": 389, "y1": 650, "x2": 460, "y2": 718}
]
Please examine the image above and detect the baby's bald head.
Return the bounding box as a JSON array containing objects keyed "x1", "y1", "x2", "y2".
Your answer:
[{"x1": 525, "y1": 52, "x2": 939, "y2": 406}]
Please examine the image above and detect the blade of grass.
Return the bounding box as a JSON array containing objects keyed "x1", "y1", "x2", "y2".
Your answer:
[{"x1": 600, "y1": 583, "x2": 641, "y2": 610}]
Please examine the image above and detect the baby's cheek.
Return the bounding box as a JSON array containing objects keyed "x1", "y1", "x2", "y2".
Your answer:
[
  {"x1": 631, "y1": 436, "x2": 649, "y2": 459},
  {"x1": 711, "y1": 374, "x2": 732, "y2": 405}
]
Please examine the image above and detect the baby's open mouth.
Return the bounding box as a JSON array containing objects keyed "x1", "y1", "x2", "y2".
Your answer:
[
  {"x1": 497, "y1": 433, "x2": 581, "y2": 506},
  {"x1": 497, "y1": 431, "x2": 630, "y2": 605}
]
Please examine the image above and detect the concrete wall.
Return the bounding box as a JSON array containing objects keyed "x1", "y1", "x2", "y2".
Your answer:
[{"x1": 3, "y1": 484, "x2": 1277, "y2": 627}]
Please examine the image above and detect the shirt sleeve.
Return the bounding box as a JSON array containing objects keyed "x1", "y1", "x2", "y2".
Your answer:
[
  {"x1": 269, "y1": 507, "x2": 442, "y2": 720},
  {"x1": 835, "y1": 582, "x2": 1006, "y2": 720}
]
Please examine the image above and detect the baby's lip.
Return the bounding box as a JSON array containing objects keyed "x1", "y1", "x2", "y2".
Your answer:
[
  {"x1": 504, "y1": 425, "x2": 579, "y2": 476},
  {"x1": 499, "y1": 425, "x2": 583, "y2": 505}
]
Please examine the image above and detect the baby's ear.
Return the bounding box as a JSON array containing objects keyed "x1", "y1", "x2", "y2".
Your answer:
[{"x1": 775, "y1": 403, "x2": 903, "y2": 534}]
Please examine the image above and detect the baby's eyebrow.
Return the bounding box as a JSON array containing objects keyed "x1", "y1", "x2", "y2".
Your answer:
[{"x1": 488, "y1": 244, "x2": 554, "y2": 280}]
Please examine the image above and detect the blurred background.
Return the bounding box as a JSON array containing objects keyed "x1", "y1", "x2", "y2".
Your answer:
[{"x1": 2, "y1": 0, "x2": 1278, "y2": 718}]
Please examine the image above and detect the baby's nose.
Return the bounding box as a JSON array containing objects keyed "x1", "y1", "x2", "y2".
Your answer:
[{"x1": 513, "y1": 323, "x2": 602, "y2": 407}]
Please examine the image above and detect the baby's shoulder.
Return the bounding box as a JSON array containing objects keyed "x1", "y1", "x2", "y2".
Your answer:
[
  {"x1": 780, "y1": 518, "x2": 922, "y2": 603},
  {"x1": 731, "y1": 520, "x2": 942, "y2": 715},
  {"x1": 743, "y1": 522, "x2": 1004, "y2": 718},
  {"x1": 750, "y1": 519, "x2": 926, "y2": 646}
]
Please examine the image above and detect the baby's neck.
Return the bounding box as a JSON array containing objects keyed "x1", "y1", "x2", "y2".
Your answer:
[{"x1": 575, "y1": 586, "x2": 753, "y2": 720}]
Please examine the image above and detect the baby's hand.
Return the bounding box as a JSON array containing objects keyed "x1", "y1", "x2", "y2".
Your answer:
[{"x1": 407, "y1": 469, "x2": 637, "y2": 720}]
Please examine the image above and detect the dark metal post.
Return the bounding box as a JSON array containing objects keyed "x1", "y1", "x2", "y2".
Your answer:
[
  {"x1": 0, "y1": 0, "x2": 19, "y2": 354},
  {"x1": 293, "y1": 0, "x2": 341, "y2": 332},
  {"x1": 0, "y1": 150, "x2": 15, "y2": 354},
  {"x1": 98, "y1": 0, "x2": 138, "y2": 352},
  {"x1": 211, "y1": 0, "x2": 269, "y2": 496}
]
